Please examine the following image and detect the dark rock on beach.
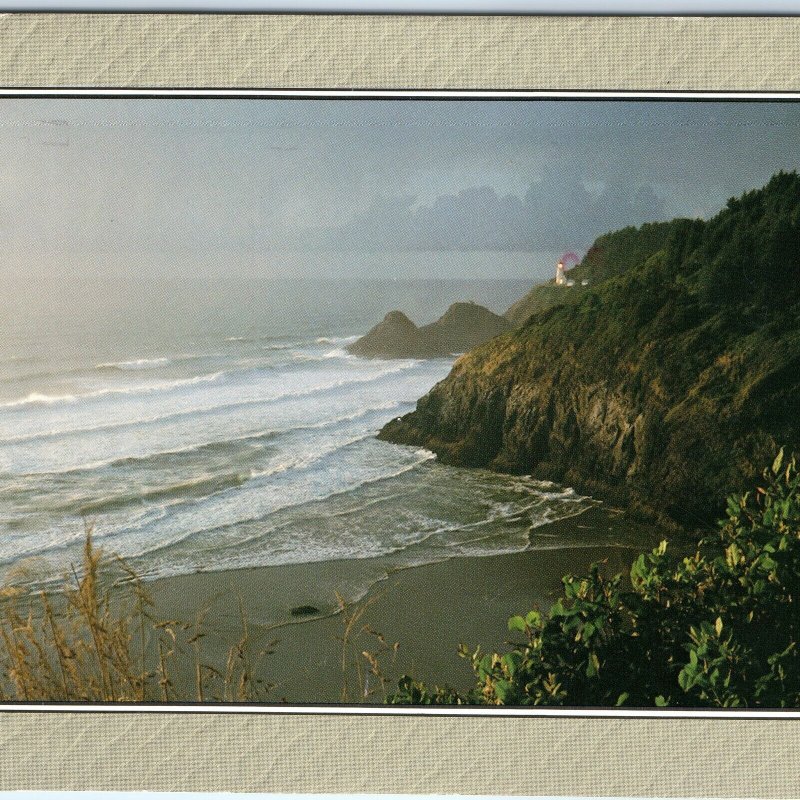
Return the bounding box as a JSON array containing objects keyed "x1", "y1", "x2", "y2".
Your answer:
[{"x1": 290, "y1": 605, "x2": 321, "y2": 617}]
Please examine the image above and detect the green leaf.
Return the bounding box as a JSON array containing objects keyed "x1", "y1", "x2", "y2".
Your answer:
[
  {"x1": 494, "y1": 680, "x2": 513, "y2": 704},
  {"x1": 584, "y1": 651, "x2": 601, "y2": 678},
  {"x1": 616, "y1": 692, "x2": 629, "y2": 706},
  {"x1": 501, "y1": 652, "x2": 523, "y2": 678},
  {"x1": 525, "y1": 610, "x2": 542, "y2": 628},
  {"x1": 507, "y1": 615, "x2": 526, "y2": 633},
  {"x1": 654, "y1": 695, "x2": 668, "y2": 707}
]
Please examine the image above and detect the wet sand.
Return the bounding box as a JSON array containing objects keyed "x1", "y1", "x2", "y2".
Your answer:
[{"x1": 147, "y1": 505, "x2": 658, "y2": 703}]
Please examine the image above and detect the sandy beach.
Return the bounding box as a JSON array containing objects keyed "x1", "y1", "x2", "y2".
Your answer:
[{"x1": 147, "y1": 505, "x2": 659, "y2": 703}]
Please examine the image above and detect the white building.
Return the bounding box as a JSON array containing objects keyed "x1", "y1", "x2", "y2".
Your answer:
[{"x1": 555, "y1": 260, "x2": 566, "y2": 285}]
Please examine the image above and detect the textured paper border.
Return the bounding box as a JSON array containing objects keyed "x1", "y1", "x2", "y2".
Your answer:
[
  {"x1": 0, "y1": 13, "x2": 798, "y2": 90},
  {"x1": 1, "y1": 12, "x2": 799, "y2": 796}
]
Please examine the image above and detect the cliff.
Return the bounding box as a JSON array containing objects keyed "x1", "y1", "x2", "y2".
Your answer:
[
  {"x1": 380, "y1": 172, "x2": 800, "y2": 530},
  {"x1": 348, "y1": 302, "x2": 510, "y2": 359}
]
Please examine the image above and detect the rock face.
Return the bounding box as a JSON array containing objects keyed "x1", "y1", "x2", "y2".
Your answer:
[
  {"x1": 348, "y1": 303, "x2": 510, "y2": 359},
  {"x1": 380, "y1": 173, "x2": 800, "y2": 531}
]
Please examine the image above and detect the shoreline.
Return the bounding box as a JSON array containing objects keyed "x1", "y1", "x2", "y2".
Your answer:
[{"x1": 146, "y1": 503, "x2": 661, "y2": 703}]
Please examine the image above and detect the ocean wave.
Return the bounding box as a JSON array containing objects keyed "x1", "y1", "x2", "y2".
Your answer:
[
  {"x1": 3, "y1": 392, "x2": 407, "y2": 451},
  {"x1": 72, "y1": 471, "x2": 252, "y2": 517},
  {"x1": 95, "y1": 357, "x2": 170, "y2": 371},
  {"x1": 92, "y1": 402, "x2": 406, "y2": 472},
  {"x1": 114, "y1": 449, "x2": 439, "y2": 564},
  {"x1": 323, "y1": 348, "x2": 356, "y2": 360},
  {"x1": 127, "y1": 457, "x2": 587, "y2": 577},
  {"x1": 315, "y1": 335, "x2": 359, "y2": 345},
  {"x1": 0, "y1": 363, "x2": 417, "y2": 446},
  {"x1": 0, "y1": 439, "x2": 435, "y2": 569},
  {"x1": 0, "y1": 371, "x2": 225, "y2": 410},
  {"x1": 247, "y1": 432, "x2": 376, "y2": 479},
  {"x1": 290, "y1": 347, "x2": 357, "y2": 363}
]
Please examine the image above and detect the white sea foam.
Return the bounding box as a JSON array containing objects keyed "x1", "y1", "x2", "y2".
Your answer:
[
  {"x1": 316, "y1": 335, "x2": 359, "y2": 345},
  {"x1": 0, "y1": 359, "x2": 424, "y2": 450},
  {"x1": 0, "y1": 344, "x2": 602, "y2": 589},
  {"x1": 322, "y1": 348, "x2": 356, "y2": 360},
  {"x1": 0, "y1": 366, "x2": 436, "y2": 475},
  {"x1": 95, "y1": 357, "x2": 169, "y2": 370}
]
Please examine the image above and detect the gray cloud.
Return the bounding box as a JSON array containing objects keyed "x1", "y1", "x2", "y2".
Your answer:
[{"x1": 305, "y1": 173, "x2": 669, "y2": 252}]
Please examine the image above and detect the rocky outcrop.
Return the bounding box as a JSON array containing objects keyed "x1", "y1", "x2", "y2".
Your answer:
[
  {"x1": 347, "y1": 311, "x2": 440, "y2": 359},
  {"x1": 348, "y1": 302, "x2": 510, "y2": 359},
  {"x1": 380, "y1": 173, "x2": 800, "y2": 531}
]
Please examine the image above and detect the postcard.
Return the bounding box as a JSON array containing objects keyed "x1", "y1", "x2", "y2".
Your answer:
[
  {"x1": 0, "y1": 11, "x2": 798, "y2": 799},
  {"x1": 0, "y1": 90, "x2": 797, "y2": 712}
]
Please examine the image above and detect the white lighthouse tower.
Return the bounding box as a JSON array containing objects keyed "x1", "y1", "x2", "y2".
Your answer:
[{"x1": 555, "y1": 259, "x2": 566, "y2": 285}]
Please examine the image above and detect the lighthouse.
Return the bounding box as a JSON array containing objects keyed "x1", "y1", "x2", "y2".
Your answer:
[{"x1": 555, "y1": 260, "x2": 566, "y2": 285}]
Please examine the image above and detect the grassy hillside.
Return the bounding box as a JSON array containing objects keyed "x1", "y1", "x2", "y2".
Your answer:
[{"x1": 381, "y1": 172, "x2": 800, "y2": 530}]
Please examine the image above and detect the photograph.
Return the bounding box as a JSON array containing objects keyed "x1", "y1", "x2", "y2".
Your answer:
[{"x1": 0, "y1": 94, "x2": 798, "y2": 708}]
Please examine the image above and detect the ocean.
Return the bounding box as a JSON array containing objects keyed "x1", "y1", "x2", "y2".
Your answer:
[{"x1": 0, "y1": 277, "x2": 606, "y2": 600}]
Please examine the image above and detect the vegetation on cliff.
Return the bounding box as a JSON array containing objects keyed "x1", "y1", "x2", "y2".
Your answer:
[
  {"x1": 380, "y1": 172, "x2": 800, "y2": 530},
  {"x1": 504, "y1": 220, "x2": 679, "y2": 326},
  {"x1": 392, "y1": 451, "x2": 800, "y2": 708}
]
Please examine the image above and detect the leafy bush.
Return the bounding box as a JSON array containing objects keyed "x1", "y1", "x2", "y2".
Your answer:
[{"x1": 391, "y1": 450, "x2": 800, "y2": 707}]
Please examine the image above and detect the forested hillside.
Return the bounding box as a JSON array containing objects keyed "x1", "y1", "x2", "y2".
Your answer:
[{"x1": 381, "y1": 172, "x2": 800, "y2": 529}]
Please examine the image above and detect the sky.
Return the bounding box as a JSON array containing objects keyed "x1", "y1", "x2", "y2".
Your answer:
[{"x1": 1, "y1": 97, "x2": 800, "y2": 285}]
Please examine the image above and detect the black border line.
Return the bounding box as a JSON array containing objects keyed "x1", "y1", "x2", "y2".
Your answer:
[
  {"x1": 1, "y1": 90, "x2": 800, "y2": 99},
  {"x1": 3, "y1": 702, "x2": 800, "y2": 718},
  {"x1": 0, "y1": 86, "x2": 798, "y2": 719},
  {"x1": 2, "y1": 91, "x2": 800, "y2": 99}
]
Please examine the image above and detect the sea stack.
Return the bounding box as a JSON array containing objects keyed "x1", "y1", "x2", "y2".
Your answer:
[
  {"x1": 347, "y1": 302, "x2": 511, "y2": 360},
  {"x1": 346, "y1": 311, "x2": 441, "y2": 359}
]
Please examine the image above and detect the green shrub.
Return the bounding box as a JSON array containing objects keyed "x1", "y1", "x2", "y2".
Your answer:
[{"x1": 391, "y1": 450, "x2": 800, "y2": 707}]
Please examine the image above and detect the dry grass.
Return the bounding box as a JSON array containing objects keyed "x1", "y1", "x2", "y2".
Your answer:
[
  {"x1": 0, "y1": 527, "x2": 275, "y2": 703},
  {"x1": 335, "y1": 589, "x2": 399, "y2": 703}
]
